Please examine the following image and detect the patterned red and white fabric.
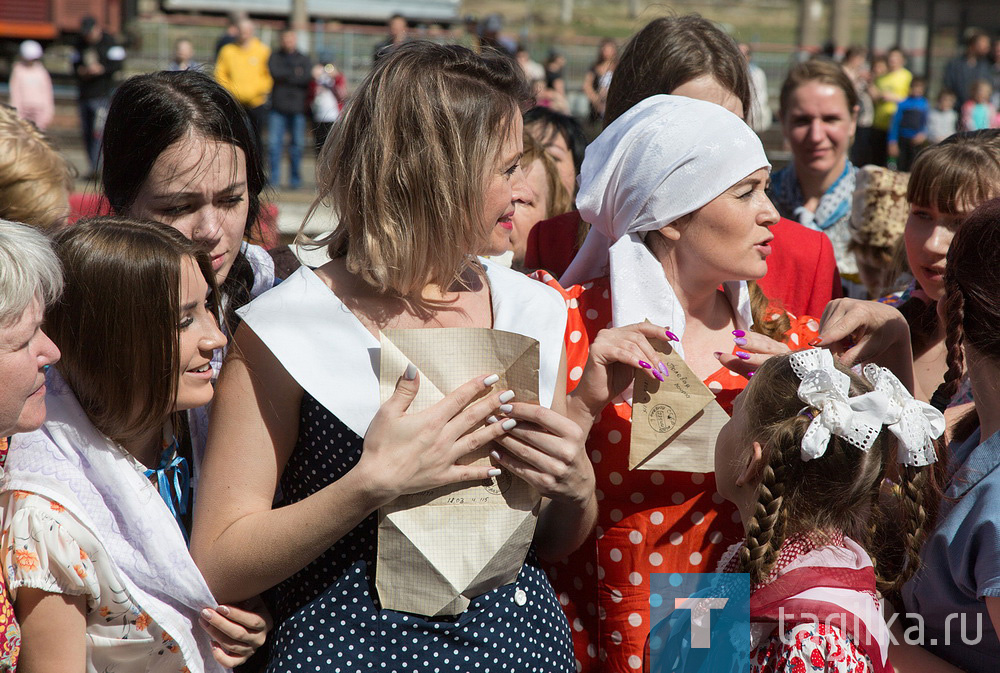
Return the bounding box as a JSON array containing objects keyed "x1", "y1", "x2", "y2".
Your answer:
[{"x1": 724, "y1": 534, "x2": 890, "y2": 673}]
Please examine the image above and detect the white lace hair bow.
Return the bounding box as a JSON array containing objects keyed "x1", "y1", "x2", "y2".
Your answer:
[{"x1": 789, "y1": 349, "x2": 945, "y2": 466}]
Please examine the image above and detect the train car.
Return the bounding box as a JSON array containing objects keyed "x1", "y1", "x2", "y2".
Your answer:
[{"x1": 0, "y1": 0, "x2": 122, "y2": 41}]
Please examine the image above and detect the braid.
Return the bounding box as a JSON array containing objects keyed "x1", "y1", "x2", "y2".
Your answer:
[
  {"x1": 739, "y1": 440, "x2": 791, "y2": 584},
  {"x1": 930, "y1": 276, "x2": 966, "y2": 411}
]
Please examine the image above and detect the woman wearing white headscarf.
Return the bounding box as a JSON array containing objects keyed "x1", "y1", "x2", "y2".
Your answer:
[{"x1": 535, "y1": 95, "x2": 822, "y2": 673}]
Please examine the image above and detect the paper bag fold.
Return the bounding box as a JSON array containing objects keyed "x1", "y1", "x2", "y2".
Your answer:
[
  {"x1": 376, "y1": 328, "x2": 541, "y2": 617},
  {"x1": 629, "y1": 342, "x2": 730, "y2": 473}
]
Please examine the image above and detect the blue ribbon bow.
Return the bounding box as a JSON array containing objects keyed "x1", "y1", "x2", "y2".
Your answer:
[{"x1": 144, "y1": 442, "x2": 191, "y2": 543}]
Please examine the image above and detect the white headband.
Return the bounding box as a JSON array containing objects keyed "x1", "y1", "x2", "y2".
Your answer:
[{"x1": 789, "y1": 349, "x2": 944, "y2": 466}]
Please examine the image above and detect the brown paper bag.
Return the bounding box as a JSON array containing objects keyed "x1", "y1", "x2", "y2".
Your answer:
[
  {"x1": 375, "y1": 328, "x2": 541, "y2": 617},
  {"x1": 629, "y1": 342, "x2": 729, "y2": 472}
]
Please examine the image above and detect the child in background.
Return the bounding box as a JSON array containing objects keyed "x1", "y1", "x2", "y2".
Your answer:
[
  {"x1": 888, "y1": 76, "x2": 929, "y2": 171},
  {"x1": 8, "y1": 40, "x2": 54, "y2": 131},
  {"x1": 309, "y1": 61, "x2": 346, "y2": 153},
  {"x1": 849, "y1": 165, "x2": 910, "y2": 298},
  {"x1": 961, "y1": 79, "x2": 997, "y2": 131},
  {"x1": 928, "y1": 90, "x2": 958, "y2": 143},
  {"x1": 714, "y1": 348, "x2": 944, "y2": 672}
]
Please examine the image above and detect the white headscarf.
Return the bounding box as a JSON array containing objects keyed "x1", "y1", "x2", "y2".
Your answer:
[{"x1": 560, "y1": 95, "x2": 771, "y2": 356}]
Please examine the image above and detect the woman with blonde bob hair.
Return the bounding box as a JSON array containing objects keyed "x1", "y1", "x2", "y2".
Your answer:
[
  {"x1": 192, "y1": 42, "x2": 655, "y2": 672},
  {"x1": 0, "y1": 107, "x2": 74, "y2": 230}
]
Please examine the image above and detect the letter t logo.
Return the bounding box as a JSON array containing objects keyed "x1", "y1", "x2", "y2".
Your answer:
[{"x1": 674, "y1": 597, "x2": 729, "y2": 648}]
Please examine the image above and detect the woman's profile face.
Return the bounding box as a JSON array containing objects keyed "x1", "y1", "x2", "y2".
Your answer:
[
  {"x1": 668, "y1": 167, "x2": 779, "y2": 282},
  {"x1": 781, "y1": 80, "x2": 857, "y2": 179},
  {"x1": 173, "y1": 256, "x2": 227, "y2": 412},
  {"x1": 481, "y1": 115, "x2": 532, "y2": 257},
  {"x1": 0, "y1": 299, "x2": 60, "y2": 436},
  {"x1": 129, "y1": 134, "x2": 250, "y2": 286}
]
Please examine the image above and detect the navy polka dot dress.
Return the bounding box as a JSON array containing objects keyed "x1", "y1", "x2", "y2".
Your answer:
[{"x1": 266, "y1": 393, "x2": 576, "y2": 673}]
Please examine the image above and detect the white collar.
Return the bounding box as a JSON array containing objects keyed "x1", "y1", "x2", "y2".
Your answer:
[{"x1": 238, "y1": 260, "x2": 567, "y2": 438}]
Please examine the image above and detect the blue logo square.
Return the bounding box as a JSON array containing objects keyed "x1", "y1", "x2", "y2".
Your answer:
[{"x1": 648, "y1": 572, "x2": 753, "y2": 673}]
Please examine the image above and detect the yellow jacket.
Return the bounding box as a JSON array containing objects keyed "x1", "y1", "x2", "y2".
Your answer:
[{"x1": 215, "y1": 38, "x2": 273, "y2": 108}]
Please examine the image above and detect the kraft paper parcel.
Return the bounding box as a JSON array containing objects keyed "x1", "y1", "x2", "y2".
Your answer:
[
  {"x1": 376, "y1": 328, "x2": 542, "y2": 617},
  {"x1": 629, "y1": 341, "x2": 729, "y2": 472}
]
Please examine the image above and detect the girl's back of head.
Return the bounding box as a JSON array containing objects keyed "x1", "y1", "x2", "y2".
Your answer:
[
  {"x1": 317, "y1": 41, "x2": 531, "y2": 299},
  {"x1": 604, "y1": 15, "x2": 751, "y2": 127},
  {"x1": 46, "y1": 217, "x2": 217, "y2": 447},
  {"x1": 733, "y1": 353, "x2": 937, "y2": 592}
]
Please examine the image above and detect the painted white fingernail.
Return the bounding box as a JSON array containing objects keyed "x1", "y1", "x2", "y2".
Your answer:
[
  {"x1": 403, "y1": 363, "x2": 417, "y2": 380},
  {"x1": 499, "y1": 404, "x2": 513, "y2": 413},
  {"x1": 488, "y1": 468, "x2": 502, "y2": 477},
  {"x1": 483, "y1": 374, "x2": 500, "y2": 386},
  {"x1": 490, "y1": 450, "x2": 501, "y2": 460},
  {"x1": 499, "y1": 390, "x2": 515, "y2": 404},
  {"x1": 487, "y1": 415, "x2": 499, "y2": 424},
  {"x1": 501, "y1": 419, "x2": 517, "y2": 431}
]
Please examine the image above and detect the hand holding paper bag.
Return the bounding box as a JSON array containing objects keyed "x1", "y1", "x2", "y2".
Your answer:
[
  {"x1": 375, "y1": 327, "x2": 543, "y2": 617},
  {"x1": 630, "y1": 341, "x2": 730, "y2": 472}
]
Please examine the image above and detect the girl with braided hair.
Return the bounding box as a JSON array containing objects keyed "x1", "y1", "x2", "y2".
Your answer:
[
  {"x1": 714, "y1": 348, "x2": 944, "y2": 672},
  {"x1": 902, "y1": 197, "x2": 1000, "y2": 672}
]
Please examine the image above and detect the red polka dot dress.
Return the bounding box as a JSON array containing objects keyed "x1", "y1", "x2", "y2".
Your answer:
[{"x1": 532, "y1": 272, "x2": 819, "y2": 673}]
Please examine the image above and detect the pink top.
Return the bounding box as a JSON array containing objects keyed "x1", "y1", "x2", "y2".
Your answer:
[{"x1": 9, "y1": 61, "x2": 54, "y2": 131}]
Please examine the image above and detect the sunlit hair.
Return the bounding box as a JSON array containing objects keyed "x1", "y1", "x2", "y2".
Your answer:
[
  {"x1": 906, "y1": 130, "x2": 1000, "y2": 215},
  {"x1": 46, "y1": 217, "x2": 218, "y2": 447},
  {"x1": 778, "y1": 58, "x2": 859, "y2": 120},
  {"x1": 314, "y1": 41, "x2": 531, "y2": 300},
  {"x1": 521, "y1": 133, "x2": 571, "y2": 220},
  {"x1": 734, "y1": 355, "x2": 937, "y2": 593},
  {"x1": 604, "y1": 14, "x2": 751, "y2": 127},
  {"x1": 0, "y1": 219, "x2": 63, "y2": 327},
  {"x1": 0, "y1": 106, "x2": 74, "y2": 230},
  {"x1": 898, "y1": 130, "x2": 1000, "y2": 361}
]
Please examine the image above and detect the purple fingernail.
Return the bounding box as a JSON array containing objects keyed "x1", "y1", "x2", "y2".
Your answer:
[
  {"x1": 736, "y1": 351, "x2": 751, "y2": 360},
  {"x1": 638, "y1": 360, "x2": 652, "y2": 369},
  {"x1": 734, "y1": 337, "x2": 748, "y2": 346},
  {"x1": 665, "y1": 330, "x2": 680, "y2": 342},
  {"x1": 713, "y1": 351, "x2": 723, "y2": 359},
  {"x1": 747, "y1": 371, "x2": 754, "y2": 379},
  {"x1": 732, "y1": 329, "x2": 746, "y2": 338},
  {"x1": 653, "y1": 370, "x2": 664, "y2": 381},
  {"x1": 657, "y1": 362, "x2": 669, "y2": 377}
]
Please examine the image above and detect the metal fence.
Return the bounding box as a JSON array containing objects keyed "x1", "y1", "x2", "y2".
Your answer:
[{"x1": 123, "y1": 19, "x2": 802, "y2": 126}]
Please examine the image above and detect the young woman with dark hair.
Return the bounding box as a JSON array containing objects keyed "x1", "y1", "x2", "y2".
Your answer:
[
  {"x1": 102, "y1": 70, "x2": 274, "y2": 331},
  {"x1": 0, "y1": 218, "x2": 268, "y2": 672},
  {"x1": 101, "y1": 69, "x2": 277, "y2": 459}
]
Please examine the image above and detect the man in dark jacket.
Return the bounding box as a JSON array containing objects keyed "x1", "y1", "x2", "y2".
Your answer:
[
  {"x1": 72, "y1": 15, "x2": 125, "y2": 174},
  {"x1": 943, "y1": 30, "x2": 992, "y2": 108},
  {"x1": 268, "y1": 29, "x2": 312, "y2": 189}
]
